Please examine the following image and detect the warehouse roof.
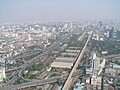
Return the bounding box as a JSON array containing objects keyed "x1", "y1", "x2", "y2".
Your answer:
[
  {"x1": 61, "y1": 52, "x2": 77, "y2": 56},
  {"x1": 56, "y1": 57, "x2": 75, "y2": 60},
  {"x1": 69, "y1": 47, "x2": 80, "y2": 49},
  {"x1": 51, "y1": 62, "x2": 73, "y2": 69},
  {"x1": 65, "y1": 49, "x2": 80, "y2": 53}
]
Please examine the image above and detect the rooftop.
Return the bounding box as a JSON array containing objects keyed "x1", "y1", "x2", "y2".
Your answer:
[{"x1": 51, "y1": 62, "x2": 73, "y2": 69}]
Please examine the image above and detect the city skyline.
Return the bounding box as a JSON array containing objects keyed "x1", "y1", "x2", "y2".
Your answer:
[
  {"x1": 0, "y1": 2, "x2": 120, "y2": 89},
  {"x1": 0, "y1": 0, "x2": 120, "y2": 23}
]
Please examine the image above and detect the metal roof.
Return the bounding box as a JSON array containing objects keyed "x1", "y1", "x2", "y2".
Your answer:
[{"x1": 51, "y1": 62, "x2": 73, "y2": 69}]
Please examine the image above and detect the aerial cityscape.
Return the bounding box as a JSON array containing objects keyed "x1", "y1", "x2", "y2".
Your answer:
[{"x1": 0, "y1": 0, "x2": 120, "y2": 90}]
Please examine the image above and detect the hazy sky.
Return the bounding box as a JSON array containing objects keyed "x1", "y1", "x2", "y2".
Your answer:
[{"x1": 0, "y1": 0, "x2": 120, "y2": 23}]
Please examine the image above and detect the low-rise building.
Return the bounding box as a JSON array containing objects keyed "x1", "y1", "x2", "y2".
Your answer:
[
  {"x1": 65, "y1": 49, "x2": 80, "y2": 53},
  {"x1": 0, "y1": 67, "x2": 5, "y2": 82},
  {"x1": 51, "y1": 62, "x2": 73, "y2": 69},
  {"x1": 61, "y1": 52, "x2": 77, "y2": 57}
]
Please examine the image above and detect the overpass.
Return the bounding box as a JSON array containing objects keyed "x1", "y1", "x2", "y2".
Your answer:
[
  {"x1": 6, "y1": 34, "x2": 70, "y2": 73},
  {"x1": 4, "y1": 34, "x2": 71, "y2": 87},
  {"x1": 0, "y1": 69, "x2": 82, "y2": 90},
  {"x1": 62, "y1": 31, "x2": 93, "y2": 90},
  {"x1": 3, "y1": 32, "x2": 87, "y2": 89}
]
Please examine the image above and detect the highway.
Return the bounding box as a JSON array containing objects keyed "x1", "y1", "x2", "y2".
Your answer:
[
  {"x1": 7, "y1": 33, "x2": 70, "y2": 61},
  {"x1": 62, "y1": 31, "x2": 93, "y2": 90},
  {"x1": 2, "y1": 31, "x2": 90, "y2": 89},
  {"x1": 78, "y1": 32, "x2": 86, "y2": 41},
  {"x1": 6, "y1": 34, "x2": 70, "y2": 73},
  {"x1": 2, "y1": 32, "x2": 88, "y2": 89},
  {"x1": 6, "y1": 35, "x2": 69, "y2": 73},
  {"x1": 0, "y1": 69, "x2": 82, "y2": 90},
  {"x1": 4, "y1": 34, "x2": 71, "y2": 87}
]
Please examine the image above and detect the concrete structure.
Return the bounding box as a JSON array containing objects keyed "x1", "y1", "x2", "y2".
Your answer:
[
  {"x1": 62, "y1": 32, "x2": 92, "y2": 90},
  {"x1": 0, "y1": 69, "x2": 82, "y2": 90},
  {"x1": 78, "y1": 32, "x2": 86, "y2": 41}
]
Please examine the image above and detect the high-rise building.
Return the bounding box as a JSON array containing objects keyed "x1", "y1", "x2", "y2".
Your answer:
[
  {"x1": 0, "y1": 57, "x2": 5, "y2": 82},
  {"x1": 92, "y1": 53, "x2": 100, "y2": 74},
  {"x1": 0, "y1": 67, "x2": 5, "y2": 82},
  {"x1": 109, "y1": 29, "x2": 114, "y2": 38}
]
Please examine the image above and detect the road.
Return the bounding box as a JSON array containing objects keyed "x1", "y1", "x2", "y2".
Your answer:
[
  {"x1": 0, "y1": 69, "x2": 82, "y2": 90},
  {"x1": 1, "y1": 31, "x2": 88, "y2": 90},
  {"x1": 62, "y1": 31, "x2": 93, "y2": 90},
  {"x1": 6, "y1": 34, "x2": 70, "y2": 73},
  {"x1": 4, "y1": 33, "x2": 71, "y2": 86}
]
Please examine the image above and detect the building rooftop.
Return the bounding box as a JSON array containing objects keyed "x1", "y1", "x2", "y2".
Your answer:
[
  {"x1": 65, "y1": 49, "x2": 80, "y2": 53},
  {"x1": 113, "y1": 64, "x2": 120, "y2": 69},
  {"x1": 51, "y1": 62, "x2": 73, "y2": 69},
  {"x1": 69, "y1": 47, "x2": 80, "y2": 50},
  {"x1": 74, "y1": 83, "x2": 82, "y2": 90},
  {"x1": 61, "y1": 52, "x2": 77, "y2": 56},
  {"x1": 56, "y1": 57, "x2": 75, "y2": 61}
]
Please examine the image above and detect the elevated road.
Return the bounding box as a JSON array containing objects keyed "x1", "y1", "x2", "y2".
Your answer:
[
  {"x1": 62, "y1": 31, "x2": 93, "y2": 90},
  {"x1": 6, "y1": 34, "x2": 70, "y2": 73},
  {"x1": 3, "y1": 32, "x2": 86, "y2": 89},
  {"x1": 4, "y1": 34, "x2": 71, "y2": 87},
  {"x1": 0, "y1": 69, "x2": 82, "y2": 90}
]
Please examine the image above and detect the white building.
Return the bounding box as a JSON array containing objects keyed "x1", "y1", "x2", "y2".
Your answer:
[
  {"x1": 0, "y1": 57, "x2": 6, "y2": 82},
  {"x1": 92, "y1": 53, "x2": 100, "y2": 74},
  {"x1": 0, "y1": 67, "x2": 5, "y2": 82}
]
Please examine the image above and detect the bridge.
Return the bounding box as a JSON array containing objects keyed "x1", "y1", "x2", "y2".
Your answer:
[
  {"x1": 62, "y1": 31, "x2": 93, "y2": 90},
  {"x1": 4, "y1": 34, "x2": 72, "y2": 87},
  {"x1": 0, "y1": 69, "x2": 82, "y2": 90}
]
